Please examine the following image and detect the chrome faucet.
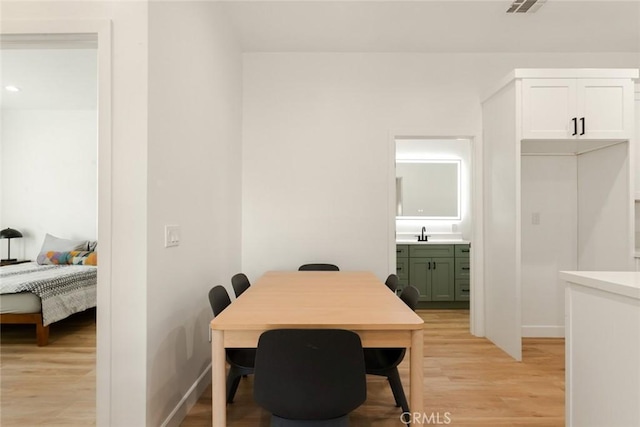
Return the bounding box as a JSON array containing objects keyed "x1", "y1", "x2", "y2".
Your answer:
[{"x1": 416, "y1": 226, "x2": 429, "y2": 242}]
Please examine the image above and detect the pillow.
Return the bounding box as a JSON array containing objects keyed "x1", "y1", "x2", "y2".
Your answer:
[
  {"x1": 37, "y1": 250, "x2": 97, "y2": 266},
  {"x1": 39, "y1": 233, "x2": 89, "y2": 254}
]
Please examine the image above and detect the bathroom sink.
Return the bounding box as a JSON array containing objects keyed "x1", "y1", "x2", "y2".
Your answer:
[
  {"x1": 396, "y1": 239, "x2": 467, "y2": 245},
  {"x1": 396, "y1": 232, "x2": 467, "y2": 244}
]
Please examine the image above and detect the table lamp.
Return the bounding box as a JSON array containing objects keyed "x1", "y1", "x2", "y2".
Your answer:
[{"x1": 0, "y1": 228, "x2": 23, "y2": 262}]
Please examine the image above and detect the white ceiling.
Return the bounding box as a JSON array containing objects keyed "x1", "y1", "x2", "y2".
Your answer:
[
  {"x1": 223, "y1": 0, "x2": 640, "y2": 53},
  {"x1": 1, "y1": 1, "x2": 637, "y2": 110},
  {"x1": 0, "y1": 49, "x2": 97, "y2": 110}
]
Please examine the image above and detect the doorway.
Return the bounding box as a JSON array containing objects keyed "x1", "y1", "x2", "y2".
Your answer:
[
  {"x1": 1, "y1": 37, "x2": 98, "y2": 262},
  {"x1": 0, "y1": 22, "x2": 112, "y2": 425},
  {"x1": 390, "y1": 135, "x2": 482, "y2": 334}
]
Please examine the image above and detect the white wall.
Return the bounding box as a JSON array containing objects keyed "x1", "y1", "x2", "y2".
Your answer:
[
  {"x1": 521, "y1": 156, "x2": 577, "y2": 337},
  {"x1": 241, "y1": 52, "x2": 639, "y2": 282},
  {"x1": 3, "y1": 3, "x2": 243, "y2": 426},
  {"x1": 1, "y1": 2, "x2": 150, "y2": 426},
  {"x1": 520, "y1": 144, "x2": 632, "y2": 338},
  {"x1": 147, "y1": 3, "x2": 242, "y2": 426},
  {"x1": 578, "y1": 142, "x2": 632, "y2": 271},
  {"x1": 1, "y1": 109, "x2": 97, "y2": 260}
]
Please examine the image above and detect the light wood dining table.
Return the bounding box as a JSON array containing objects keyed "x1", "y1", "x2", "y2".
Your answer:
[{"x1": 210, "y1": 270, "x2": 425, "y2": 425}]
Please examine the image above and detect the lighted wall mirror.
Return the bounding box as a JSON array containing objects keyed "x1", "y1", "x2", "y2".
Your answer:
[{"x1": 395, "y1": 159, "x2": 461, "y2": 220}]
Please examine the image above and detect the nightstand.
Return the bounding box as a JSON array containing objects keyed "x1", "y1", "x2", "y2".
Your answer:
[{"x1": 0, "y1": 259, "x2": 31, "y2": 266}]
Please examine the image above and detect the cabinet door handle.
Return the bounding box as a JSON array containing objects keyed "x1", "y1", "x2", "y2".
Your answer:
[
  {"x1": 462, "y1": 267, "x2": 470, "y2": 270},
  {"x1": 433, "y1": 262, "x2": 437, "y2": 270},
  {"x1": 396, "y1": 267, "x2": 403, "y2": 272},
  {"x1": 571, "y1": 117, "x2": 577, "y2": 136},
  {"x1": 461, "y1": 249, "x2": 470, "y2": 253},
  {"x1": 580, "y1": 117, "x2": 585, "y2": 135},
  {"x1": 427, "y1": 262, "x2": 431, "y2": 270}
]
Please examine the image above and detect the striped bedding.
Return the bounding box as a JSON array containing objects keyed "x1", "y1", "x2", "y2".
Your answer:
[{"x1": 0, "y1": 262, "x2": 96, "y2": 326}]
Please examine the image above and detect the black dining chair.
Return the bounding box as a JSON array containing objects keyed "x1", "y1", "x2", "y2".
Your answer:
[
  {"x1": 298, "y1": 263, "x2": 340, "y2": 271},
  {"x1": 363, "y1": 285, "x2": 420, "y2": 416},
  {"x1": 254, "y1": 329, "x2": 367, "y2": 426},
  {"x1": 399, "y1": 284, "x2": 419, "y2": 311},
  {"x1": 231, "y1": 273, "x2": 251, "y2": 298},
  {"x1": 384, "y1": 274, "x2": 399, "y2": 293},
  {"x1": 208, "y1": 285, "x2": 255, "y2": 404}
]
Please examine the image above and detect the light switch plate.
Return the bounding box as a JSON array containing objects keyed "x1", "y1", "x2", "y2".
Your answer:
[
  {"x1": 165, "y1": 225, "x2": 180, "y2": 248},
  {"x1": 532, "y1": 212, "x2": 540, "y2": 225}
]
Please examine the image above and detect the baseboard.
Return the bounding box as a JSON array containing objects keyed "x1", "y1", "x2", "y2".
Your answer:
[
  {"x1": 417, "y1": 301, "x2": 470, "y2": 309},
  {"x1": 161, "y1": 363, "x2": 212, "y2": 427},
  {"x1": 522, "y1": 325, "x2": 565, "y2": 338}
]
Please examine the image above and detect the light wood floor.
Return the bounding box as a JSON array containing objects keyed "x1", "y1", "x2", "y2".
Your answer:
[
  {"x1": 181, "y1": 310, "x2": 565, "y2": 426},
  {"x1": 0, "y1": 310, "x2": 564, "y2": 427},
  {"x1": 0, "y1": 308, "x2": 96, "y2": 427}
]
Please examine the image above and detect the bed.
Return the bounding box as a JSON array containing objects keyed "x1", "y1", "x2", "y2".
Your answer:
[{"x1": 0, "y1": 262, "x2": 97, "y2": 346}]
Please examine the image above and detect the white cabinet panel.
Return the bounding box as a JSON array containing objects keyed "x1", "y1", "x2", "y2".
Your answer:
[
  {"x1": 522, "y1": 79, "x2": 575, "y2": 139},
  {"x1": 635, "y1": 86, "x2": 640, "y2": 253},
  {"x1": 482, "y1": 81, "x2": 522, "y2": 361},
  {"x1": 522, "y1": 78, "x2": 633, "y2": 140},
  {"x1": 563, "y1": 274, "x2": 640, "y2": 427},
  {"x1": 578, "y1": 79, "x2": 633, "y2": 139},
  {"x1": 635, "y1": 85, "x2": 640, "y2": 198}
]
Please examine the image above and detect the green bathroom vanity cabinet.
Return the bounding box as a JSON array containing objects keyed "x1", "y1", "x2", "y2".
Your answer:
[{"x1": 396, "y1": 243, "x2": 470, "y2": 306}]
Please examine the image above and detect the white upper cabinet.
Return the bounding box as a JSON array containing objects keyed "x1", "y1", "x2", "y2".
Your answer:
[
  {"x1": 522, "y1": 77, "x2": 634, "y2": 140},
  {"x1": 522, "y1": 79, "x2": 575, "y2": 139}
]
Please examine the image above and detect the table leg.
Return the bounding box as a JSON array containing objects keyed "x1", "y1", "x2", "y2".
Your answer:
[
  {"x1": 410, "y1": 329, "x2": 424, "y2": 414},
  {"x1": 211, "y1": 329, "x2": 226, "y2": 427}
]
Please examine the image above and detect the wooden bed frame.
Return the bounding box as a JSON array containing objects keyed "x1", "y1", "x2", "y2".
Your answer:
[
  {"x1": 0, "y1": 313, "x2": 49, "y2": 346},
  {"x1": 1, "y1": 261, "x2": 96, "y2": 347}
]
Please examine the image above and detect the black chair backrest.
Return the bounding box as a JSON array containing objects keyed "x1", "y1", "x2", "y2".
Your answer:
[
  {"x1": 231, "y1": 273, "x2": 251, "y2": 297},
  {"x1": 208, "y1": 285, "x2": 231, "y2": 317},
  {"x1": 254, "y1": 329, "x2": 366, "y2": 420},
  {"x1": 399, "y1": 285, "x2": 420, "y2": 311},
  {"x1": 298, "y1": 263, "x2": 340, "y2": 271},
  {"x1": 384, "y1": 274, "x2": 399, "y2": 292}
]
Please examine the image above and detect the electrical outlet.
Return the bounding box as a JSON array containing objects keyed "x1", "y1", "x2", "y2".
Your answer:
[{"x1": 165, "y1": 225, "x2": 180, "y2": 248}]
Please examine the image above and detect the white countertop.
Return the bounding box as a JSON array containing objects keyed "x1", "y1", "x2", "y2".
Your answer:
[
  {"x1": 560, "y1": 271, "x2": 640, "y2": 300},
  {"x1": 396, "y1": 240, "x2": 471, "y2": 245}
]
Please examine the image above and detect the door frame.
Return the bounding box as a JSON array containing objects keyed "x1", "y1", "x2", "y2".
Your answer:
[
  {"x1": 388, "y1": 132, "x2": 484, "y2": 336},
  {"x1": 1, "y1": 19, "x2": 113, "y2": 426}
]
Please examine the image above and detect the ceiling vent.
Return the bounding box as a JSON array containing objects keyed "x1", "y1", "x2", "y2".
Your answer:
[{"x1": 506, "y1": 0, "x2": 546, "y2": 13}]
